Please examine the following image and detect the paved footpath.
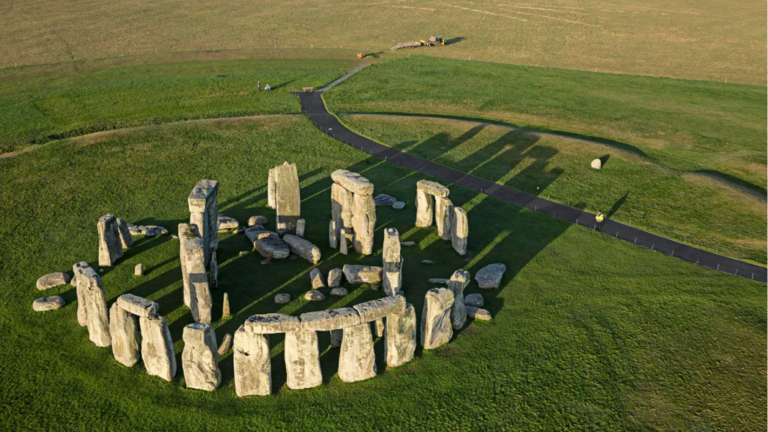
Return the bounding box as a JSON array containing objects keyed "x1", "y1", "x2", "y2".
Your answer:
[{"x1": 294, "y1": 87, "x2": 767, "y2": 284}]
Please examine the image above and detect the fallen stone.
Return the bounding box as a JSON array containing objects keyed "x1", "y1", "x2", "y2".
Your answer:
[
  {"x1": 416, "y1": 179, "x2": 450, "y2": 198},
  {"x1": 217, "y1": 214, "x2": 239, "y2": 232},
  {"x1": 218, "y1": 333, "x2": 233, "y2": 356},
  {"x1": 283, "y1": 234, "x2": 321, "y2": 264},
  {"x1": 300, "y1": 308, "x2": 360, "y2": 331},
  {"x1": 448, "y1": 270, "x2": 470, "y2": 330},
  {"x1": 420, "y1": 288, "x2": 454, "y2": 350},
  {"x1": 116, "y1": 217, "x2": 134, "y2": 249},
  {"x1": 465, "y1": 293, "x2": 484, "y2": 307},
  {"x1": 32, "y1": 296, "x2": 65, "y2": 312},
  {"x1": 182, "y1": 323, "x2": 221, "y2": 391},
  {"x1": 354, "y1": 295, "x2": 406, "y2": 323},
  {"x1": 466, "y1": 306, "x2": 492, "y2": 321},
  {"x1": 304, "y1": 290, "x2": 326, "y2": 302},
  {"x1": 143, "y1": 225, "x2": 168, "y2": 237},
  {"x1": 428, "y1": 278, "x2": 449, "y2": 284},
  {"x1": 140, "y1": 315, "x2": 177, "y2": 381},
  {"x1": 327, "y1": 268, "x2": 343, "y2": 288},
  {"x1": 116, "y1": 294, "x2": 159, "y2": 318},
  {"x1": 248, "y1": 215, "x2": 269, "y2": 226},
  {"x1": 400, "y1": 241, "x2": 415, "y2": 247},
  {"x1": 435, "y1": 197, "x2": 454, "y2": 241},
  {"x1": 309, "y1": 268, "x2": 325, "y2": 289},
  {"x1": 338, "y1": 323, "x2": 376, "y2": 383},
  {"x1": 421, "y1": 260, "x2": 435, "y2": 265},
  {"x1": 591, "y1": 158, "x2": 602, "y2": 169},
  {"x1": 351, "y1": 193, "x2": 376, "y2": 255},
  {"x1": 330, "y1": 287, "x2": 348, "y2": 296},
  {"x1": 127, "y1": 223, "x2": 143, "y2": 236},
  {"x1": 222, "y1": 292, "x2": 231, "y2": 318},
  {"x1": 331, "y1": 169, "x2": 374, "y2": 195},
  {"x1": 109, "y1": 303, "x2": 141, "y2": 367},
  {"x1": 274, "y1": 162, "x2": 301, "y2": 235},
  {"x1": 36, "y1": 272, "x2": 70, "y2": 290},
  {"x1": 385, "y1": 303, "x2": 417, "y2": 367},
  {"x1": 134, "y1": 264, "x2": 143, "y2": 276},
  {"x1": 244, "y1": 313, "x2": 301, "y2": 334},
  {"x1": 382, "y1": 227, "x2": 402, "y2": 296},
  {"x1": 234, "y1": 326, "x2": 271, "y2": 396},
  {"x1": 284, "y1": 329, "x2": 322, "y2": 390},
  {"x1": 98, "y1": 214, "x2": 124, "y2": 267},
  {"x1": 296, "y1": 218, "x2": 306, "y2": 238},
  {"x1": 475, "y1": 263, "x2": 507, "y2": 289},
  {"x1": 392, "y1": 201, "x2": 406, "y2": 210},
  {"x1": 451, "y1": 207, "x2": 468, "y2": 256},
  {"x1": 81, "y1": 266, "x2": 111, "y2": 347},
  {"x1": 275, "y1": 293, "x2": 291, "y2": 304},
  {"x1": 374, "y1": 194, "x2": 397, "y2": 206},
  {"x1": 342, "y1": 265, "x2": 382, "y2": 284},
  {"x1": 254, "y1": 237, "x2": 290, "y2": 260}
]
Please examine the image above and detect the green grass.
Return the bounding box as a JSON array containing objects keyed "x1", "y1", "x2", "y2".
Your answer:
[
  {"x1": 0, "y1": 116, "x2": 764, "y2": 430},
  {"x1": 324, "y1": 56, "x2": 768, "y2": 190},
  {"x1": 339, "y1": 114, "x2": 767, "y2": 264},
  {"x1": 0, "y1": 56, "x2": 359, "y2": 153}
]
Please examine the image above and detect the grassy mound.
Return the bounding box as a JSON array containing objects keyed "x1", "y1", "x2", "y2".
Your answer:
[{"x1": 0, "y1": 116, "x2": 764, "y2": 430}]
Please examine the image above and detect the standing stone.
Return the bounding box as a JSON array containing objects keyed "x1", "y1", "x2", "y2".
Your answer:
[
  {"x1": 331, "y1": 183, "x2": 355, "y2": 248},
  {"x1": 222, "y1": 292, "x2": 231, "y2": 318},
  {"x1": 115, "y1": 217, "x2": 134, "y2": 249},
  {"x1": 217, "y1": 214, "x2": 239, "y2": 232},
  {"x1": 283, "y1": 234, "x2": 321, "y2": 264},
  {"x1": 284, "y1": 329, "x2": 322, "y2": 390},
  {"x1": 342, "y1": 265, "x2": 382, "y2": 284},
  {"x1": 80, "y1": 266, "x2": 110, "y2": 347},
  {"x1": 448, "y1": 270, "x2": 470, "y2": 330},
  {"x1": 372, "y1": 318, "x2": 385, "y2": 338},
  {"x1": 234, "y1": 326, "x2": 271, "y2": 397},
  {"x1": 385, "y1": 303, "x2": 417, "y2": 367},
  {"x1": 327, "y1": 268, "x2": 343, "y2": 288},
  {"x1": 97, "y1": 214, "x2": 123, "y2": 267},
  {"x1": 351, "y1": 193, "x2": 376, "y2": 255},
  {"x1": 382, "y1": 227, "x2": 402, "y2": 296},
  {"x1": 72, "y1": 262, "x2": 92, "y2": 327},
  {"x1": 110, "y1": 303, "x2": 140, "y2": 367},
  {"x1": 420, "y1": 288, "x2": 454, "y2": 350},
  {"x1": 331, "y1": 329, "x2": 343, "y2": 348},
  {"x1": 436, "y1": 197, "x2": 454, "y2": 241},
  {"x1": 338, "y1": 323, "x2": 377, "y2": 383},
  {"x1": 188, "y1": 179, "x2": 219, "y2": 266},
  {"x1": 275, "y1": 293, "x2": 291, "y2": 304},
  {"x1": 309, "y1": 268, "x2": 325, "y2": 289},
  {"x1": 248, "y1": 215, "x2": 269, "y2": 226},
  {"x1": 182, "y1": 230, "x2": 213, "y2": 324},
  {"x1": 451, "y1": 207, "x2": 468, "y2": 256},
  {"x1": 267, "y1": 168, "x2": 277, "y2": 209},
  {"x1": 331, "y1": 169, "x2": 374, "y2": 195},
  {"x1": 36, "y1": 272, "x2": 70, "y2": 290},
  {"x1": 218, "y1": 333, "x2": 233, "y2": 355},
  {"x1": 296, "y1": 219, "x2": 306, "y2": 238},
  {"x1": 182, "y1": 323, "x2": 221, "y2": 391},
  {"x1": 134, "y1": 264, "x2": 143, "y2": 276},
  {"x1": 208, "y1": 251, "x2": 218, "y2": 289},
  {"x1": 274, "y1": 162, "x2": 301, "y2": 235},
  {"x1": 465, "y1": 293, "x2": 484, "y2": 307},
  {"x1": 591, "y1": 158, "x2": 602, "y2": 169},
  {"x1": 339, "y1": 227, "x2": 349, "y2": 255},
  {"x1": 415, "y1": 188, "x2": 434, "y2": 228},
  {"x1": 139, "y1": 315, "x2": 177, "y2": 381},
  {"x1": 475, "y1": 263, "x2": 507, "y2": 289}
]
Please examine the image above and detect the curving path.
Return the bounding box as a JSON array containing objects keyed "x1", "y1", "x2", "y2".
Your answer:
[{"x1": 294, "y1": 88, "x2": 767, "y2": 284}]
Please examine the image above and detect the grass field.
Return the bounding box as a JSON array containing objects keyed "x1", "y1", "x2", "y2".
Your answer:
[
  {"x1": 339, "y1": 114, "x2": 767, "y2": 264},
  {"x1": 325, "y1": 56, "x2": 768, "y2": 192},
  {"x1": 1, "y1": 116, "x2": 764, "y2": 430},
  {"x1": 0, "y1": 0, "x2": 765, "y2": 84}
]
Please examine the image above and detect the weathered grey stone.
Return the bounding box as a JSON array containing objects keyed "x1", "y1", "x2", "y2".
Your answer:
[
  {"x1": 267, "y1": 168, "x2": 277, "y2": 209},
  {"x1": 244, "y1": 313, "x2": 301, "y2": 334},
  {"x1": 274, "y1": 162, "x2": 301, "y2": 235},
  {"x1": 127, "y1": 223, "x2": 143, "y2": 236},
  {"x1": 304, "y1": 290, "x2": 326, "y2": 301},
  {"x1": 374, "y1": 194, "x2": 397, "y2": 206},
  {"x1": 143, "y1": 225, "x2": 168, "y2": 237},
  {"x1": 182, "y1": 323, "x2": 221, "y2": 391},
  {"x1": 421, "y1": 260, "x2": 435, "y2": 265},
  {"x1": 110, "y1": 303, "x2": 140, "y2": 367},
  {"x1": 73, "y1": 262, "x2": 92, "y2": 326},
  {"x1": 420, "y1": 288, "x2": 454, "y2": 350},
  {"x1": 254, "y1": 236, "x2": 290, "y2": 260},
  {"x1": 116, "y1": 294, "x2": 158, "y2": 318},
  {"x1": 218, "y1": 333, "x2": 233, "y2": 355},
  {"x1": 339, "y1": 323, "x2": 376, "y2": 383},
  {"x1": 98, "y1": 214, "x2": 123, "y2": 267},
  {"x1": 139, "y1": 315, "x2": 176, "y2": 381},
  {"x1": 222, "y1": 292, "x2": 231, "y2": 318},
  {"x1": 274, "y1": 293, "x2": 291, "y2": 304},
  {"x1": 330, "y1": 287, "x2": 348, "y2": 296},
  {"x1": 385, "y1": 303, "x2": 417, "y2": 367},
  {"x1": 283, "y1": 234, "x2": 321, "y2": 264},
  {"x1": 354, "y1": 295, "x2": 406, "y2": 323},
  {"x1": 382, "y1": 227, "x2": 402, "y2": 296},
  {"x1": 331, "y1": 329, "x2": 343, "y2": 348},
  {"x1": 284, "y1": 329, "x2": 322, "y2": 390},
  {"x1": 465, "y1": 293, "x2": 484, "y2": 307},
  {"x1": 436, "y1": 197, "x2": 454, "y2": 241},
  {"x1": 466, "y1": 306, "x2": 492, "y2": 321},
  {"x1": 328, "y1": 220, "x2": 337, "y2": 249},
  {"x1": 234, "y1": 326, "x2": 271, "y2": 396},
  {"x1": 342, "y1": 265, "x2": 382, "y2": 285},
  {"x1": 400, "y1": 240, "x2": 415, "y2": 246},
  {"x1": 448, "y1": 270, "x2": 470, "y2": 330},
  {"x1": 134, "y1": 264, "x2": 143, "y2": 276},
  {"x1": 182, "y1": 230, "x2": 212, "y2": 324},
  {"x1": 217, "y1": 214, "x2": 239, "y2": 232},
  {"x1": 36, "y1": 272, "x2": 70, "y2": 290},
  {"x1": 475, "y1": 263, "x2": 507, "y2": 289},
  {"x1": 339, "y1": 227, "x2": 349, "y2": 255},
  {"x1": 115, "y1": 217, "x2": 134, "y2": 249},
  {"x1": 327, "y1": 268, "x2": 343, "y2": 288},
  {"x1": 32, "y1": 296, "x2": 65, "y2": 312},
  {"x1": 330, "y1": 183, "x2": 355, "y2": 249},
  {"x1": 372, "y1": 318, "x2": 385, "y2": 338},
  {"x1": 591, "y1": 158, "x2": 602, "y2": 169},
  {"x1": 331, "y1": 169, "x2": 374, "y2": 195},
  {"x1": 415, "y1": 188, "x2": 433, "y2": 227},
  {"x1": 178, "y1": 223, "x2": 197, "y2": 307},
  {"x1": 208, "y1": 252, "x2": 218, "y2": 289},
  {"x1": 392, "y1": 201, "x2": 406, "y2": 210},
  {"x1": 80, "y1": 266, "x2": 110, "y2": 347},
  {"x1": 309, "y1": 268, "x2": 325, "y2": 289},
  {"x1": 300, "y1": 307, "x2": 360, "y2": 331},
  {"x1": 352, "y1": 193, "x2": 376, "y2": 255},
  {"x1": 428, "y1": 278, "x2": 449, "y2": 284},
  {"x1": 416, "y1": 179, "x2": 450, "y2": 198},
  {"x1": 248, "y1": 215, "x2": 269, "y2": 226},
  {"x1": 296, "y1": 219, "x2": 306, "y2": 238},
  {"x1": 451, "y1": 207, "x2": 468, "y2": 256},
  {"x1": 188, "y1": 179, "x2": 219, "y2": 266}
]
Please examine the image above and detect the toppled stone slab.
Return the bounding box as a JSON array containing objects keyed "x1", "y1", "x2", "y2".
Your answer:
[
  {"x1": 467, "y1": 306, "x2": 492, "y2": 321},
  {"x1": 140, "y1": 315, "x2": 177, "y2": 381},
  {"x1": 448, "y1": 270, "x2": 470, "y2": 330},
  {"x1": 374, "y1": 194, "x2": 397, "y2": 206},
  {"x1": 451, "y1": 207, "x2": 468, "y2": 256},
  {"x1": 284, "y1": 329, "x2": 322, "y2": 390},
  {"x1": 354, "y1": 295, "x2": 406, "y2": 323},
  {"x1": 416, "y1": 180, "x2": 450, "y2": 198},
  {"x1": 134, "y1": 264, "x2": 143, "y2": 276},
  {"x1": 327, "y1": 268, "x2": 343, "y2": 288},
  {"x1": 385, "y1": 303, "x2": 417, "y2": 368},
  {"x1": 300, "y1": 308, "x2": 360, "y2": 331},
  {"x1": 309, "y1": 268, "x2": 325, "y2": 289},
  {"x1": 234, "y1": 326, "x2": 271, "y2": 397},
  {"x1": 116, "y1": 293, "x2": 159, "y2": 318},
  {"x1": 475, "y1": 263, "x2": 506, "y2": 289},
  {"x1": 98, "y1": 214, "x2": 124, "y2": 266},
  {"x1": 421, "y1": 288, "x2": 454, "y2": 350},
  {"x1": 248, "y1": 215, "x2": 269, "y2": 226},
  {"x1": 275, "y1": 293, "x2": 291, "y2": 304},
  {"x1": 392, "y1": 201, "x2": 406, "y2": 210},
  {"x1": 36, "y1": 273, "x2": 70, "y2": 290},
  {"x1": 465, "y1": 293, "x2": 484, "y2": 307},
  {"x1": 338, "y1": 323, "x2": 376, "y2": 383},
  {"x1": 218, "y1": 333, "x2": 233, "y2": 355},
  {"x1": 32, "y1": 296, "x2": 65, "y2": 312},
  {"x1": 182, "y1": 323, "x2": 221, "y2": 391},
  {"x1": 331, "y1": 169, "x2": 374, "y2": 196},
  {"x1": 283, "y1": 234, "x2": 321, "y2": 264},
  {"x1": 217, "y1": 214, "x2": 240, "y2": 232},
  {"x1": 116, "y1": 217, "x2": 134, "y2": 249},
  {"x1": 244, "y1": 313, "x2": 301, "y2": 334},
  {"x1": 428, "y1": 278, "x2": 448, "y2": 285},
  {"x1": 304, "y1": 290, "x2": 326, "y2": 302},
  {"x1": 110, "y1": 303, "x2": 140, "y2": 367},
  {"x1": 591, "y1": 158, "x2": 602, "y2": 169},
  {"x1": 343, "y1": 265, "x2": 382, "y2": 285},
  {"x1": 330, "y1": 287, "x2": 348, "y2": 296}
]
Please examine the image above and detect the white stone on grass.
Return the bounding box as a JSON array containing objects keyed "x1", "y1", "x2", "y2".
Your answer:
[
  {"x1": 283, "y1": 234, "x2": 321, "y2": 264},
  {"x1": 274, "y1": 162, "x2": 301, "y2": 235},
  {"x1": 374, "y1": 194, "x2": 397, "y2": 206},
  {"x1": 36, "y1": 272, "x2": 70, "y2": 290},
  {"x1": 116, "y1": 217, "x2": 134, "y2": 249},
  {"x1": 217, "y1": 214, "x2": 239, "y2": 232},
  {"x1": 32, "y1": 296, "x2": 65, "y2": 312},
  {"x1": 435, "y1": 197, "x2": 454, "y2": 241},
  {"x1": 134, "y1": 264, "x2": 143, "y2": 276},
  {"x1": 327, "y1": 268, "x2": 343, "y2": 288},
  {"x1": 475, "y1": 263, "x2": 507, "y2": 289},
  {"x1": 591, "y1": 158, "x2": 602, "y2": 169}
]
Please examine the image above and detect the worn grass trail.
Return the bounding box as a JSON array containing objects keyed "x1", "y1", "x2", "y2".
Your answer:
[{"x1": 0, "y1": 117, "x2": 764, "y2": 430}]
